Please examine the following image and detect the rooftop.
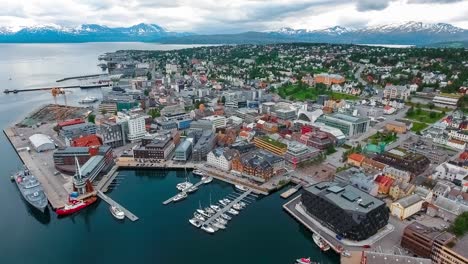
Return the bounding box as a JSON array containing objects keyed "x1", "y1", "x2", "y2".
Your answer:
[{"x1": 305, "y1": 181, "x2": 385, "y2": 214}]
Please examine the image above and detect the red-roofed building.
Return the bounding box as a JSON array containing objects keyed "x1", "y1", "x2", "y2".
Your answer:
[
  {"x1": 375, "y1": 175, "x2": 394, "y2": 195},
  {"x1": 459, "y1": 151, "x2": 468, "y2": 161},
  {"x1": 71, "y1": 135, "x2": 102, "y2": 147},
  {"x1": 58, "y1": 118, "x2": 84, "y2": 128},
  {"x1": 348, "y1": 153, "x2": 365, "y2": 167}
]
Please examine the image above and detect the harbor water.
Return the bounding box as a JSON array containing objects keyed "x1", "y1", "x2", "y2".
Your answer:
[{"x1": 0, "y1": 43, "x2": 339, "y2": 264}]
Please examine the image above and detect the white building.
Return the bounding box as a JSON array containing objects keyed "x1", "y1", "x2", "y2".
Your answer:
[
  {"x1": 433, "y1": 162, "x2": 468, "y2": 182},
  {"x1": 206, "y1": 148, "x2": 239, "y2": 171},
  {"x1": 383, "y1": 85, "x2": 410, "y2": 100},
  {"x1": 448, "y1": 130, "x2": 468, "y2": 143},
  {"x1": 117, "y1": 113, "x2": 147, "y2": 142},
  {"x1": 390, "y1": 194, "x2": 423, "y2": 220},
  {"x1": 202, "y1": 115, "x2": 227, "y2": 129},
  {"x1": 29, "y1": 134, "x2": 55, "y2": 152},
  {"x1": 433, "y1": 94, "x2": 461, "y2": 106}
]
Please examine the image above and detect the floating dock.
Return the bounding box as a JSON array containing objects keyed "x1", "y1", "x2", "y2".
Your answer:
[
  {"x1": 280, "y1": 184, "x2": 303, "y2": 199},
  {"x1": 97, "y1": 190, "x2": 139, "y2": 221},
  {"x1": 202, "y1": 190, "x2": 253, "y2": 226},
  {"x1": 163, "y1": 180, "x2": 206, "y2": 205}
]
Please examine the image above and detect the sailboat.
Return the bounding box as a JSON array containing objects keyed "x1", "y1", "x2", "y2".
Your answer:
[
  {"x1": 176, "y1": 168, "x2": 193, "y2": 191},
  {"x1": 56, "y1": 156, "x2": 97, "y2": 216}
]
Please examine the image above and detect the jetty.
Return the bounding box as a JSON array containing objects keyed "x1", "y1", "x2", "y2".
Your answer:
[
  {"x1": 3, "y1": 83, "x2": 110, "y2": 94},
  {"x1": 163, "y1": 180, "x2": 206, "y2": 205},
  {"x1": 56, "y1": 74, "x2": 107, "y2": 82},
  {"x1": 96, "y1": 164, "x2": 120, "y2": 192},
  {"x1": 202, "y1": 190, "x2": 253, "y2": 226},
  {"x1": 280, "y1": 184, "x2": 303, "y2": 199},
  {"x1": 97, "y1": 190, "x2": 139, "y2": 221}
]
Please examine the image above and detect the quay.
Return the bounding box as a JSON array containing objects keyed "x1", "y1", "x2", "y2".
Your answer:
[
  {"x1": 117, "y1": 158, "x2": 197, "y2": 169},
  {"x1": 56, "y1": 74, "x2": 107, "y2": 82},
  {"x1": 3, "y1": 83, "x2": 110, "y2": 94},
  {"x1": 162, "y1": 180, "x2": 205, "y2": 205},
  {"x1": 97, "y1": 191, "x2": 139, "y2": 221},
  {"x1": 96, "y1": 164, "x2": 119, "y2": 192},
  {"x1": 3, "y1": 127, "x2": 68, "y2": 209},
  {"x1": 280, "y1": 184, "x2": 303, "y2": 199},
  {"x1": 202, "y1": 190, "x2": 253, "y2": 226}
]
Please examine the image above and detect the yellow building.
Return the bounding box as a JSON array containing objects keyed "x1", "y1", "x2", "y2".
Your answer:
[
  {"x1": 390, "y1": 194, "x2": 423, "y2": 220},
  {"x1": 253, "y1": 136, "x2": 287, "y2": 156}
]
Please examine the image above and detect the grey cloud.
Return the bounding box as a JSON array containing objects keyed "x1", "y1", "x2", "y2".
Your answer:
[{"x1": 356, "y1": 0, "x2": 394, "y2": 11}]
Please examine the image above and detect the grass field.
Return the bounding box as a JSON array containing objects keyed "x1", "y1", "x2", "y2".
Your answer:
[
  {"x1": 277, "y1": 84, "x2": 358, "y2": 101},
  {"x1": 406, "y1": 108, "x2": 445, "y2": 124},
  {"x1": 411, "y1": 122, "x2": 429, "y2": 132}
]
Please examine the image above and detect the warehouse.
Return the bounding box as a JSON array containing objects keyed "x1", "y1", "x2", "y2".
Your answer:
[{"x1": 29, "y1": 134, "x2": 55, "y2": 152}]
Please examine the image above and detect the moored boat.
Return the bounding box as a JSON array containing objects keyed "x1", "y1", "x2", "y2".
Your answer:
[
  {"x1": 228, "y1": 208, "x2": 239, "y2": 215},
  {"x1": 212, "y1": 221, "x2": 226, "y2": 229},
  {"x1": 110, "y1": 205, "x2": 125, "y2": 220},
  {"x1": 192, "y1": 169, "x2": 205, "y2": 176},
  {"x1": 201, "y1": 224, "x2": 216, "y2": 234},
  {"x1": 201, "y1": 175, "x2": 212, "y2": 184},
  {"x1": 56, "y1": 196, "x2": 97, "y2": 216},
  {"x1": 173, "y1": 192, "x2": 187, "y2": 202},
  {"x1": 312, "y1": 233, "x2": 331, "y2": 251},
  {"x1": 235, "y1": 184, "x2": 249, "y2": 192},
  {"x1": 78, "y1": 96, "x2": 98, "y2": 104},
  {"x1": 189, "y1": 218, "x2": 202, "y2": 228},
  {"x1": 221, "y1": 213, "x2": 232, "y2": 221},
  {"x1": 296, "y1": 257, "x2": 312, "y2": 264},
  {"x1": 194, "y1": 212, "x2": 206, "y2": 221}
]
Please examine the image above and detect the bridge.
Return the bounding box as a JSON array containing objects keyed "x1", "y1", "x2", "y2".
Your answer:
[{"x1": 97, "y1": 190, "x2": 139, "y2": 222}]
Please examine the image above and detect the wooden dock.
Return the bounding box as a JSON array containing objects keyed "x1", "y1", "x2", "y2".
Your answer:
[
  {"x1": 202, "y1": 190, "x2": 253, "y2": 226},
  {"x1": 162, "y1": 180, "x2": 206, "y2": 205},
  {"x1": 97, "y1": 190, "x2": 139, "y2": 221}
]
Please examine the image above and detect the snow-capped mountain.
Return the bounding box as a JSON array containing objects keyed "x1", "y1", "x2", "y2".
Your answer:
[
  {"x1": 361, "y1": 21, "x2": 465, "y2": 34},
  {"x1": 0, "y1": 23, "x2": 190, "y2": 42}
]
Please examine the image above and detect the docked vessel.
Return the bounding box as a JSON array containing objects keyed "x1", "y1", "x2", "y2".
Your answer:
[
  {"x1": 186, "y1": 185, "x2": 198, "y2": 193},
  {"x1": 110, "y1": 205, "x2": 125, "y2": 220},
  {"x1": 193, "y1": 212, "x2": 206, "y2": 221},
  {"x1": 312, "y1": 233, "x2": 331, "y2": 251},
  {"x1": 235, "y1": 184, "x2": 249, "y2": 192},
  {"x1": 221, "y1": 214, "x2": 231, "y2": 221},
  {"x1": 192, "y1": 169, "x2": 205, "y2": 176},
  {"x1": 80, "y1": 81, "x2": 110, "y2": 89},
  {"x1": 56, "y1": 196, "x2": 97, "y2": 216},
  {"x1": 201, "y1": 224, "x2": 216, "y2": 234},
  {"x1": 13, "y1": 167, "x2": 48, "y2": 212},
  {"x1": 173, "y1": 192, "x2": 187, "y2": 202},
  {"x1": 201, "y1": 176, "x2": 212, "y2": 184},
  {"x1": 233, "y1": 203, "x2": 243, "y2": 210},
  {"x1": 189, "y1": 218, "x2": 202, "y2": 228},
  {"x1": 228, "y1": 208, "x2": 239, "y2": 215},
  {"x1": 177, "y1": 168, "x2": 193, "y2": 191},
  {"x1": 212, "y1": 221, "x2": 226, "y2": 230},
  {"x1": 296, "y1": 257, "x2": 312, "y2": 264},
  {"x1": 78, "y1": 96, "x2": 98, "y2": 104}
]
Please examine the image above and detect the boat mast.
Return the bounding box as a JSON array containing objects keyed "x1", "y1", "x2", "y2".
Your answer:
[{"x1": 75, "y1": 155, "x2": 82, "y2": 180}]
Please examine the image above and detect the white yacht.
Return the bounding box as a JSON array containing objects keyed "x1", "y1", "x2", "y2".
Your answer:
[
  {"x1": 205, "y1": 207, "x2": 216, "y2": 215},
  {"x1": 201, "y1": 176, "x2": 213, "y2": 184},
  {"x1": 192, "y1": 169, "x2": 205, "y2": 176},
  {"x1": 189, "y1": 218, "x2": 202, "y2": 228},
  {"x1": 197, "y1": 209, "x2": 210, "y2": 218},
  {"x1": 186, "y1": 185, "x2": 198, "y2": 193},
  {"x1": 216, "y1": 218, "x2": 228, "y2": 225},
  {"x1": 212, "y1": 221, "x2": 226, "y2": 229},
  {"x1": 219, "y1": 200, "x2": 228, "y2": 206},
  {"x1": 110, "y1": 205, "x2": 125, "y2": 220},
  {"x1": 221, "y1": 214, "x2": 231, "y2": 221},
  {"x1": 79, "y1": 96, "x2": 98, "y2": 104},
  {"x1": 235, "y1": 184, "x2": 249, "y2": 192},
  {"x1": 228, "y1": 208, "x2": 239, "y2": 215},
  {"x1": 239, "y1": 201, "x2": 247, "y2": 207},
  {"x1": 223, "y1": 198, "x2": 231, "y2": 204},
  {"x1": 312, "y1": 233, "x2": 331, "y2": 251},
  {"x1": 233, "y1": 203, "x2": 243, "y2": 210},
  {"x1": 201, "y1": 224, "x2": 216, "y2": 234},
  {"x1": 193, "y1": 212, "x2": 206, "y2": 221},
  {"x1": 210, "y1": 205, "x2": 221, "y2": 211},
  {"x1": 173, "y1": 192, "x2": 187, "y2": 202},
  {"x1": 177, "y1": 168, "x2": 193, "y2": 191}
]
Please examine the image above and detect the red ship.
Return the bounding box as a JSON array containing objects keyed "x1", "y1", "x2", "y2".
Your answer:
[{"x1": 56, "y1": 196, "x2": 97, "y2": 216}]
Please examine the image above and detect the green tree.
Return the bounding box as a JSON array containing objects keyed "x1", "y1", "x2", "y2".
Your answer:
[
  {"x1": 101, "y1": 109, "x2": 107, "y2": 115},
  {"x1": 146, "y1": 71, "x2": 152, "y2": 80},
  {"x1": 429, "y1": 111, "x2": 436, "y2": 119},
  {"x1": 148, "y1": 108, "x2": 160, "y2": 119},
  {"x1": 88, "y1": 114, "x2": 96, "y2": 124},
  {"x1": 144, "y1": 89, "x2": 150, "y2": 96},
  {"x1": 427, "y1": 103, "x2": 435, "y2": 110},
  {"x1": 221, "y1": 96, "x2": 226, "y2": 105}
]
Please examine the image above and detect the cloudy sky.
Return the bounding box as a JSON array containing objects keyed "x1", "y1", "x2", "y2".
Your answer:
[{"x1": 1, "y1": 0, "x2": 468, "y2": 33}]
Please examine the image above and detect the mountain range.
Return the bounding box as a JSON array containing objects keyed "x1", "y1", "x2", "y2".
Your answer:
[{"x1": 1, "y1": 22, "x2": 467, "y2": 46}]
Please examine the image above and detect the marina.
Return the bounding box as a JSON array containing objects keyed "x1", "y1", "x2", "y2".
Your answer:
[
  {"x1": 97, "y1": 190, "x2": 139, "y2": 221},
  {"x1": 163, "y1": 179, "x2": 207, "y2": 205}
]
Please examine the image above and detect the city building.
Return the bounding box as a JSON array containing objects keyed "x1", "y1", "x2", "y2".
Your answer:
[
  {"x1": 390, "y1": 194, "x2": 423, "y2": 220},
  {"x1": 96, "y1": 121, "x2": 126, "y2": 148},
  {"x1": 347, "y1": 153, "x2": 366, "y2": 167},
  {"x1": 315, "y1": 113, "x2": 370, "y2": 137},
  {"x1": 127, "y1": 115, "x2": 146, "y2": 142},
  {"x1": 207, "y1": 147, "x2": 240, "y2": 171},
  {"x1": 71, "y1": 135, "x2": 102, "y2": 147},
  {"x1": 383, "y1": 85, "x2": 410, "y2": 100},
  {"x1": 433, "y1": 93, "x2": 462, "y2": 107},
  {"x1": 314, "y1": 73, "x2": 345, "y2": 86},
  {"x1": 427, "y1": 196, "x2": 468, "y2": 223},
  {"x1": 385, "y1": 121, "x2": 407, "y2": 134},
  {"x1": 60, "y1": 123, "x2": 97, "y2": 143},
  {"x1": 134, "y1": 134, "x2": 175, "y2": 160},
  {"x1": 28, "y1": 134, "x2": 55, "y2": 152},
  {"x1": 433, "y1": 162, "x2": 468, "y2": 185},
  {"x1": 253, "y1": 136, "x2": 288, "y2": 156},
  {"x1": 192, "y1": 130, "x2": 216, "y2": 161},
  {"x1": 301, "y1": 182, "x2": 389, "y2": 241},
  {"x1": 202, "y1": 115, "x2": 227, "y2": 129},
  {"x1": 400, "y1": 136, "x2": 449, "y2": 164},
  {"x1": 53, "y1": 146, "x2": 114, "y2": 175},
  {"x1": 374, "y1": 149, "x2": 430, "y2": 178},
  {"x1": 189, "y1": 120, "x2": 214, "y2": 132},
  {"x1": 361, "y1": 252, "x2": 431, "y2": 264},
  {"x1": 231, "y1": 150, "x2": 284, "y2": 182},
  {"x1": 173, "y1": 140, "x2": 192, "y2": 161},
  {"x1": 283, "y1": 141, "x2": 321, "y2": 164}
]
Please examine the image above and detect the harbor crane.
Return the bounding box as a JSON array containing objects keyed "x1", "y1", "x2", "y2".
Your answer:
[{"x1": 51, "y1": 87, "x2": 67, "y2": 105}]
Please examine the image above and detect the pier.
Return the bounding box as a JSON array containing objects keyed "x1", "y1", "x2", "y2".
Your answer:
[
  {"x1": 96, "y1": 164, "x2": 120, "y2": 192},
  {"x1": 162, "y1": 180, "x2": 206, "y2": 205},
  {"x1": 56, "y1": 74, "x2": 107, "y2": 82},
  {"x1": 202, "y1": 190, "x2": 253, "y2": 226},
  {"x1": 280, "y1": 184, "x2": 303, "y2": 199},
  {"x1": 3, "y1": 83, "x2": 110, "y2": 94},
  {"x1": 97, "y1": 190, "x2": 139, "y2": 221}
]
